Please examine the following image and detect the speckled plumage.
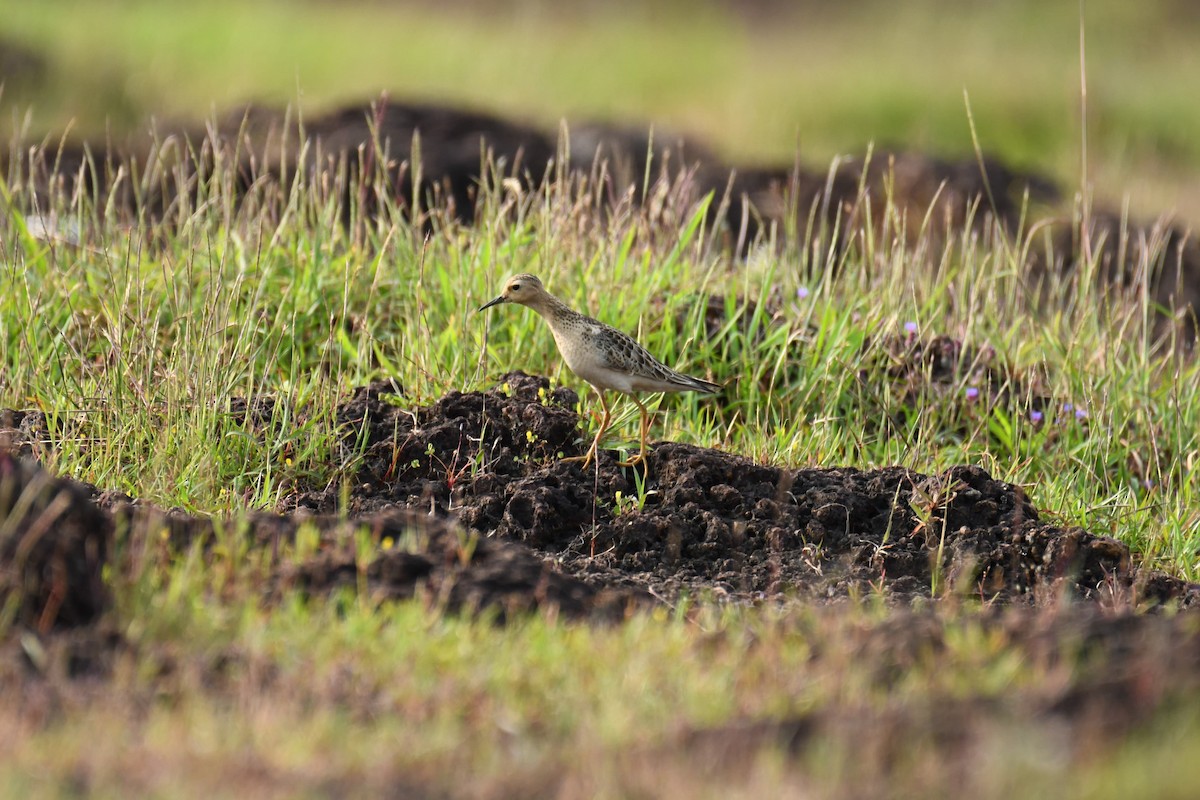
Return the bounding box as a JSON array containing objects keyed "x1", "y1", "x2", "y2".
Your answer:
[{"x1": 479, "y1": 273, "x2": 720, "y2": 466}]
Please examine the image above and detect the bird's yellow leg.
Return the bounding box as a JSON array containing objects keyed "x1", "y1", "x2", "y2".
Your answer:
[
  {"x1": 619, "y1": 395, "x2": 651, "y2": 467},
  {"x1": 564, "y1": 392, "x2": 612, "y2": 468}
]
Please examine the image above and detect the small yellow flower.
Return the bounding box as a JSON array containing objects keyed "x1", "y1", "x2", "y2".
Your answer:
[
  {"x1": 382, "y1": 536, "x2": 395, "y2": 550},
  {"x1": 525, "y1": 430, "x2": 536, "y2": 443}
]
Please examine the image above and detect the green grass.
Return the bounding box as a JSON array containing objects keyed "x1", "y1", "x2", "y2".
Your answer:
[{"x1": 2, "y1": 1, "x2": 1200, "y2": 795}]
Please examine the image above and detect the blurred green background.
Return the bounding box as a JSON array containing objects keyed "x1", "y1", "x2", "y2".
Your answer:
[{"x1": 4, "y1": 0, "x2": 1200, "y2": 216}]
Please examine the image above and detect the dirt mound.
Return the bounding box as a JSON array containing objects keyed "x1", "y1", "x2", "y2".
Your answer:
[
  {"x1": 718, "y1": 149, "x2": 1061, "y2": 260},
  {"x1": 0, "y1": 36, "x2": 49, "y2": 93},
  {"x1": 3, "y1": 100, "x2": 558, "y2": 225},
  {"x1": 861, "y1": 150, "x2": 1060, "y2": 244},
  {"x1": 284, "y1": 375, "x2": 1198, "y2": 607},
  {"x1": 458, "y1": 444, "x2": 1164, "y2": 604},
  {"x1": 3, "y1": 369, "x2": 1194, "y2": 634},
  {"x1": 0, "y1": 452, "x2": 111, "y2": 631},
  {"x1": 0, "y1": 413, "x2": 646, "y2": 633},
  {"x1": 1, "y1": 99, "x2": 1057, "y2": 250},
  {"x1": 279, "y1": 100, "x2": 557, "y2": 222},
  {"x1": 281, "y1": 373, "x2": 585, "y2": 515},
  {"x1": 567, "y1": 121, "x2": 715, "y2": 205}
]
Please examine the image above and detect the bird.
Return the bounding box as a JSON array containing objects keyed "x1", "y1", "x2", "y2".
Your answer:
[{"x1": 479, "y1": 273, "x2": 721, "y2": 467}]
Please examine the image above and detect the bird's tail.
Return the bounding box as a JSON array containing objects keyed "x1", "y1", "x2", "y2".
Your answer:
[{"x1": 679, "y1": 374, "x2": 722, "y2": 394}]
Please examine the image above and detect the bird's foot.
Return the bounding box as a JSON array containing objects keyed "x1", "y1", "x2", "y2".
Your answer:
[
  {"x1": 618, "y1": 445, "x2": 649, "y2": 468},
  {"x1": 562, "y1": 447, "x2": 598, "y2": 469}
]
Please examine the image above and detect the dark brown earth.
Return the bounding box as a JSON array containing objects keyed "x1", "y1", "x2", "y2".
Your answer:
[
  {"x1": 0, "y1": 36, "x2": 49, "y2": 94},
  {"x1": 4, "y1": 369, "x2": 1194, "y2": 636},
  {"x1": 276, "y1": 371, "x2": 1198, "y2": 608},
  {"x1": 0, "y1": 451, "x2": 110, "y2": 632}
]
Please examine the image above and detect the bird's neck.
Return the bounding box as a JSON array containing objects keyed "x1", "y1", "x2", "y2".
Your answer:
[{"x1": 532, "y1": 294, "x2": 583, "y2": 326}]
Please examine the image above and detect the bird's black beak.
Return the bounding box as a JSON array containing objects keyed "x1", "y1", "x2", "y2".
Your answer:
[{"x1": 478, "y1": 295, "x2": 506, "y2": 312}]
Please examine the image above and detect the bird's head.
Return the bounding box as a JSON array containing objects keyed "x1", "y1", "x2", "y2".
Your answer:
[{"x1": 478, "y1": 273, "x2": 547, "y2": 312}]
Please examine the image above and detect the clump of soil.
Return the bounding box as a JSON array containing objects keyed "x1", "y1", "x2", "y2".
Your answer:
[
  {"x1": 458, "y1": 443, "x2": 1169, "y2": 605},
  {"x1": 282, "y1": 373, "x2": 585, "y2": 515},
  {"x1": 285, "y1": 373, "x2": 1198, "y2": 608},
  {"x1": 0, "y1": 452, "x2": 110, "y2": 631}
]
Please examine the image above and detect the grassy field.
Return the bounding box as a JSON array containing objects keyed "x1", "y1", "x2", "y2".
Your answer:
[{"x1": 2, "y1": 1, "x2": 1200, "y2": 796}]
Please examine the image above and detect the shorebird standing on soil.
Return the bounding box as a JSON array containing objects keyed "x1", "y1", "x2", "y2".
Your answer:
[{"x1": 479, "y1": 273, "x2": 721, "y2": 468}]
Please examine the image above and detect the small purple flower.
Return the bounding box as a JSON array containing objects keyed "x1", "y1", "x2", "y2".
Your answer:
[
  {"x1": 1143, "y1": 479, "x2": 1155, "y2": 490},
  {"x1": 1030, "y1": 410, "x2": 1044, "y2": 423},
  {"x1": 797, "y1": 286, "x2": 810, "y2": 299},
  {"x1": 965, "y1": 387, "x2": 979, "y2": 400},
  {"x1": 904, "y1": 321, "x2": 918, "y2": 335},
  {"x1": 1075, "y1": 408, "x2": 1087, "y2": 420},
  {"x1": 1062, "y1": 402, "x2": 1074, "y2": 413}
]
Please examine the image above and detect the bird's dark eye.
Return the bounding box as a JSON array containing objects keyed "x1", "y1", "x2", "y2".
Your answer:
[{"x1": 511, "y1": 283, "x2": 522, "y2": 291}]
